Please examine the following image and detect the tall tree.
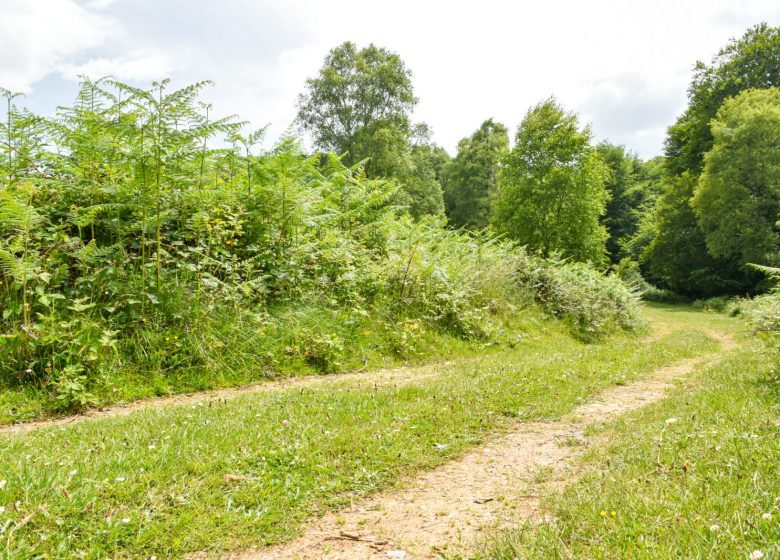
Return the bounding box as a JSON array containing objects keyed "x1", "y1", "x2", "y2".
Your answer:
[
  {"x1": 665, "y1": 23, "x2": 780, "y2": 176},
  {"x1": 693, "y1": 88, "x2": 780, "y2": 267},
  {"x1": 638, "y1": 24, "x2": 780, "y2": 296},
  {"x1": 297, "y1": 42, "x2": 444, "y2": 218},
  {"x1": 492, "y1": 98, "x2": 609, "y2": 263},
  {"x1": 640, "y1": 173, "x2": 746, "y2": 296},
  {"x1": 596, "y1": 144, "x2": 664, "y2": 263},
  {"x1": 444, "y1": 119, "x2": 509, "y2": 230},
  {"x1": 296, "y1": 41, "x2": 416, "y2": 177}
]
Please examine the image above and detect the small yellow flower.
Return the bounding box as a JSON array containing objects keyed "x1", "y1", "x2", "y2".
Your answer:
[{"x1": 600, "y1": 511, "x2": 607, "y2": 517}]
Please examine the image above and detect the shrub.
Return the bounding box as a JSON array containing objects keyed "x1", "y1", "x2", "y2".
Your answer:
[{"x1": 516, "y1": 256, "x2": 645, "y2": 341}]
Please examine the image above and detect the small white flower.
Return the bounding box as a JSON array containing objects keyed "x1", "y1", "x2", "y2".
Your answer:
[
  {"x1": 0, "y1": 506, "x2": 6, "y2": 514},
  {"x1": 0, "y1": 480, "x2": 6, "y2": 490},
  {"x1": 665, "y1": 417, "x2": 678, "y2": 425},
  {"x1": 121, "y1": 517, "x2": 131, "y2": 524},
  {"x1": 115, "y1": 477, "x2": 126, "y2": 482},
  {"x1": 709, "y1": 524, "x2": 720, "y2": 532},
  {"x1": 148, "y1": 443, "x2": 157, "y2": 450},
  {"x1": 762, "y1": 513, "x2": 772, "y2": 521},
  {"x1": 69, "y1": 470, "x2": 77, "y2": 476},
  {"x1": 751, "y1": 550, "x2": 764, "y2": 560}
]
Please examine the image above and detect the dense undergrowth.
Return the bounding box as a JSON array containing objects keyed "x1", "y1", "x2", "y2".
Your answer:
[{"x1": 0, "y1": 79, "x2": 641, "y2": 418}]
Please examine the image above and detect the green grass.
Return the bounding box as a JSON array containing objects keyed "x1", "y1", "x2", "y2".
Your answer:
[
  {"x1": 0, "y1": 302, "x2": 541, "y2": 425},
  {"x1": 475, "y1": 318, "x2": 778, "y2": 559},
  {"x1": 0, "y1": 306, "x2": 728, "y2": 559}
]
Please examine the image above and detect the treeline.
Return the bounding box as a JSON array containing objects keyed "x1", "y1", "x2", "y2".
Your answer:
[{"x1": 296, "y1": 26, "x2": 780, "y2": 298}]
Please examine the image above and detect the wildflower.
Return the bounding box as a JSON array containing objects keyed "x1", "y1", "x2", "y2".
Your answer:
[
  {"x1": 600, "y1": 510, "x2": 607, "y2": 517},
  {"x1": 282, "y1": 420, "x2": 289, "y2": 427},
  {"x1": 762, "y1": 513, "x2": 772, "y2": 521},
  {"x1": 0, "y1": 506, "x2": 5, "y2": 514},
  {"x1": 611, "y1": 511, "x2": 617, "y2": 517},
  {"x1": 115, "y1": 477, "x2": 126, "y2": 482},
  {"x1": 0, "y1": 480, "x2": 5, "y2": 490},
  {"x1": 121, "y1": 517, "x2": 131, "y2": 524},
  {"x1": 148, "y1": 443, "x2": 157, "y2": 450},
  {"x1": 69, "y1": 469, "x2": 78, "y2": 476},
  {"x1": 750, "y1": 551, "x2": 764, "y2": 560},
  {"x1": 665, "y1": 417, "x2": 678, "y2": 425},
  {"x1": 709, "y1": 524, "x2": 720, "y2": 532}
]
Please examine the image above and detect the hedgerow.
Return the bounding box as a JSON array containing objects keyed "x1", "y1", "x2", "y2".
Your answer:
[{"x1": 0, "y1": 79, "x2": 642, "y2": 413}]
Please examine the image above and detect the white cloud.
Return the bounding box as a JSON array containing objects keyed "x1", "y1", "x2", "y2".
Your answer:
[
  {"x1": 4, "y1": 0, "x2": 780, "y2": 157},
  {"x1": 59, "y1": 51, "x2": 172, "y2": 82},
  {"x1": 0, "y1": 0, "x2": 117, "y2": 92}
]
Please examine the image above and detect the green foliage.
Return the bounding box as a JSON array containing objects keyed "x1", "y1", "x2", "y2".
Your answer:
[
  {"x1": 393, "y1": 147, "x2": 445, "y2": 218},
  {"x1": 742, "y1": 264, "x2": 780, "y2": 349},
  {"x1": 638, "y1": 24, "x2": 780, "y2": 298},
  {"x1": 296, "y1": 42, "x2": 416, "y2": 169},
  {"x1": 665, "y1": 23, "x2": 780, "y2": 176},
  {"x1": 640, "y1": 173, "x2": 749, "y2": 297},
  {"x1": 443, "y1": 119, "x2": 509, "y2": 230},
  {"x1": 597, "y1": 144, "x2": 661, "y2": 263},
  {"x1": 0, "y1": 77, "x2": 641, "y2": 416},
  {"x1": 296, "y1": 42, "x2": 444, "y2": 219},
  {"x1": 493, "y1": 98, "x2": 610, "y2": 264},
  {"x1": 515, "y1": 255, "x2": 644, "y2": 341},
  {"x1": 613, "y1": 258, "x2": 687, "y2": 303},
  {"x1": 693, "y1": 88, "x2": 780, "y2": 268}
]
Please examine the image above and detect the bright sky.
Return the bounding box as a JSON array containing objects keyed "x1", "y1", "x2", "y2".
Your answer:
[{"x1": 2, "y1": 0, "x2": 779, "y2": 158}]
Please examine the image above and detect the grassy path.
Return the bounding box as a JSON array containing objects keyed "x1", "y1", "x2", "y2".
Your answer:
[
  {"x1": 473, "y1": 319, "x2": 778, "y2": 559},
  {"x1": 244, "y1": 340, "x2": 735, "y2": 560},
  {"x1": 0, "y1": 305, "x2": 741, "y2": 559}
]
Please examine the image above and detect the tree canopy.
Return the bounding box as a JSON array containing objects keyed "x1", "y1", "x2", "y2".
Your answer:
[
  {"x1": 443, "y1": 119, "x2": 509, "y2": 230},
  {"x1": 637, "y1": 24, "x2": 780, "y2": 296},
  {"x1": 492, "y1": 98, "x2": 609, "y2": 263},
  {"x1": 296, "y1": 42, "x2": 445, "y2": 218},
  {"x1": 693, "y1": 88, "x2": 780, "y2": 267},
  {"x1": 665, "y1": 23, "x2": 780, "y2": 177},
  {"x1": 296, "y1": 41, "x2": 416, "y2": 176}
]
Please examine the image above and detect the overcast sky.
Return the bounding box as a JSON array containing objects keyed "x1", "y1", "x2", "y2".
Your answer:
[{"x1": 2, "y1": 0, "x2": 779, "y2": 158}]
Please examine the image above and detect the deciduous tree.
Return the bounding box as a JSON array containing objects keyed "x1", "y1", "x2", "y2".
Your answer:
[{"x1": 493, "y1": 98, "x2": 609, "y2": 263}]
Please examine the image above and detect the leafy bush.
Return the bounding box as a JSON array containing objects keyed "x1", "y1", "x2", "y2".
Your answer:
[{"x1": 516, "y1": 256, "x2": 645, "y2": 341}]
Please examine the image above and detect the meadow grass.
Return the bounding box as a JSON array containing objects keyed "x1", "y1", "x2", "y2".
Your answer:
[
  {"x1": 474, "y1": 313, "x2": 778, "y2": 559},
  {"x1": 0, "y1": 306, "x2": 726, "y2": 559}
]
